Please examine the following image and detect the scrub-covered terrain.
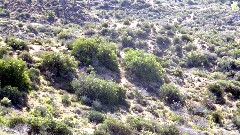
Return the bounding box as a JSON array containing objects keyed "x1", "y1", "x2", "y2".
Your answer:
[{"x1": 0, "y1": 0, "x2": 240, "y2": 134}]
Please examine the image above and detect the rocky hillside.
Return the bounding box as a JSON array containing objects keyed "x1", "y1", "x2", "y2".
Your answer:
[{"x1": 0, "y1": 0, "x2": 240, "y2": 134}]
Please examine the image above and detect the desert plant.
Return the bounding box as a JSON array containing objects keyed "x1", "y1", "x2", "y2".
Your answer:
[
  {"x1": 71, "y1": 75, "x2": 126, "y2": 106},
  {"x1": 208, "y1": 83, "x2": 225, "y2": 104},
  {"x1": 0, "y1": 46, "x2": 9, "y2": 58},
  {"x1": 186, "y1": 51, "x2": 209, "y2": 68},
  {"x1": 41, "y1": 52, "x2": 77, "y2": 78},
  {"x1": 5, "y1": 37, "x2": 28, "y2": 50},
  {"x1": 0, "y1": 86, "x2": 23, "y2": 106},
  {"x1": 160, "y1": 125, "x2": 180, "y2": 135},
  {"x1": 124, "y1": 49, "x2": 163, "y2": 83},
  {"x1": 94, "y1": 118, "x2": 132, "y2": 135},
  {"x1": 88, "y1": 111, "x2": 105, "y2": 124},
  {"x1": 0, "y1": 57, "x2": 30, "y2": 91},
  {"x1": 156, "y1": 35, "x2": 172, "y2": 49},
  {"x1": 158, "y1": 83, "x2": 185, "y2": 105},
  {"x1": 127, "y1": 116, "x2": 161, "y2": 133},
  {"x1": 0, "y1": 97, "x2": 11, "y2": 107},
  {"x1": 18, "y1": 51, "x2": 34, "y2": 63},
  {"x1": 72, "y1": 38, "x2": 119, "y2": 72},
  {"x1": 62, "y1": 94, "x2": 71, "y2": 106}
]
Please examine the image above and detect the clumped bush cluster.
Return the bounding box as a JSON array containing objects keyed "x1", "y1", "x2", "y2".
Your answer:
[
  {"x1": 72, "y1": 38, "x2": 119, "y2": 72},
  {"x1": 5, "y1": 37, "x2": 28, "y2": 50},
  {"x1": 124, "y1": 49, "x2": 163, "y2": 83},
  {"x1": 0, "y1": 57, "x2": 30, "y2": 106},
  {"x1": 7, "y1": 117, "x2": 72, "y2": 135},
  {"x1": 158, "y1": 83, "x2": 185, "y2": 106},
  {"x1": 186, "y1": 51, "x2": 209, "y2": 68},
  {"x1": 41, "y1": 52, "x2": 78, "y2": 79},
  {"x1": 71, "y1": 75, "x2": 126, "y2": 106}
]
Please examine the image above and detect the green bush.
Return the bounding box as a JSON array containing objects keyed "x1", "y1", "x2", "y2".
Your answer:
[
  {"x1": 0, "y1": 97, "x2": 11, "y2": 107},
  {"x1": 88, "y1": 110, "x2": 105, "y2": 124},
  {"x1": 8, "y1": 117, "x2": 72, "y2": 135},
  {"x1": 181, "y1": 34, "x2": 193, "y2": 42},
  {"x1": 18, "y1": 51, "x2": 34, "y2": 63},
  {"x1": 62, "y1": 94, "x2": 71, "y2": 106},
  {"x1": 71, "y1": 75, "x2": 126, "y2": 106},
  {"x1": 0, "y1": 86, "x2": 23, "y2": 106},
  {"x1": 94, "y1": 118, "x2": 132, "y2": 135},
  {"x1": 0, "y1": 46, "x2": 9, "y2": 58},
  {"x1": 208, "y1": 83, "x2": 225, "y2": 104},
  {"x1": 41, "y1": 52, "x2": 77, "y2": 78},
  {"x1": 233, "y1": 116, "x2": 240, "y2": 128},
  {"x1": 0, "y1": 57, "x2": 30, "y2": 91},
  {"x1": 5, "y1": 37, "x2": 28, "y2": 50},
  {"x1": 160, "y1": 125, "x2": 180, "y2": 135},
  {"x1": 158, "y1": 83, "x2": 185, "y2": 105},
  {"x1": 127, "y1": 116, "x2": 161, "y2": 133},
  {"x1": 122, "y1": 35, "x2": 135, "y2": 48},
  {"x1": 186, "y1": 51, "x2": 209, "y2": 68},
  {"x1": 156, "y1": 35, "x2": 172, "y2": 49},
  {"x1": 211, "y1": 111, "x2": 224, "y2": 125},
  {"x1": 72, "y1": 38, "x2": 119, "y2": 72},
  {"x1": 124, "y1": 49, "x2": 163, "y2": 83},
  {"x1": 216, "y1": 80, "x2": 240, "y2": 99}
]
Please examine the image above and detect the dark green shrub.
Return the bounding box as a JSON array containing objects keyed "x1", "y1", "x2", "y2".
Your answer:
[
  {"x1": 156, "y1": 35, "x2": 172, "y2": 49},
  {"x1": 211, "y1": 111, "x2": 224, "y2": 125},
  {"x1": 0, "y1": 86, "x2": 23, "y2": 106},
  {"x1": 18, "y1": 51, "x2": 34, "y2": 63},
  {"x1": 62, "y1": 94, "x2": 71, "y2": 106},
  {"x1": 72, "y1": 38, "x2": 119, "y2": 72},
  {"x1": 160, "y1": 125, "x2": 180, "y2": 135},
  {"x1": 5, "y1": 37, "x2": 28, "y2": 50},
  {"x1": 0, "y1": 97, "x2": 11, "y2": 107},
  {"x1": 0, "y1": 57, "x2": 30, "y2": 91},
  {"x1": 124, "y1": 49, "x2": 163, "y2": 83},
  {"x1": 181, "y1": 34, "x2": 193, "y2": 42},
  {"x1": 127, "y1": 116, "x2": 161, "y2": 133},
  {"x1": 8, "y1": 117, "x2": 27, "y2": 128},
  {"x1": 71, "y1": 75, "x2": 126, "y2": 106},
  {"x1": 122, "y1": 35, "x2": 135, "y2": 48},
  {"x1": 0, "y1": 46, "x2": 9, "y2": 58},
  {"x1": 158, "y1": 83, "x2": 185, "y2": 105},
  {"x1": 217, "y1": 80, "x2": 240, "y2": 99},
  {"x1": 94, "y1": 118, "x2": 132, "y2": 135},
  {"x1": 233, "y1": 116, "x2": 240, "y2": 128},
  {"x1": 41, "y1": 52, "x2": 77, "y2": 78},
  {"x1": 88, "y1": 111, "x2": 105, "y2": 124},
  {"x1": 208, "y1": 83, "x2": 225, "y2": 104},
  {"x1": 186, "y1": 51, "x2": 209, "y2": 68},
  {"x1": 42, "y1": 119, "x2": 72, "y2": 135}
]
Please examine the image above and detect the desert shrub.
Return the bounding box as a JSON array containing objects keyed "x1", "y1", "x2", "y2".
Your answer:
[
  {"x1": 122, "y1": 35, "x2": 135, "y2": 48},
  {"x1": 160, "y1": 125, "x2": 180, "y2": 135},
  {"x1": 8, "y1": 117, "x2": 27, "y2": 128},
  {"x1": 72, "y1": 38, "x2": 119, "y2": 72},
  {"x1": 233, "y1": 116, "x2": 240, "y2": 128},
  {"x1": 156, "y1": 35, "x2": 172, "y2": 49},
  {"x1": 94, "y1": 118, "x2": 132, "y2": 135},
  {"x1": 0, "y1": 57, "x2": 30, "y2": 91},
  {"x1": 62, "y1": 94, "x2": 71, "y2": 106},
  {"x1": 5, "y1": 37, "x2": 28, "y2": 50},
  {"x1": 217, "y1": 80, "x2": 240, "y2": 99},
  {"x1": 33, "y1": 106, "x2": 48, "y2": 117},
  {"x1": 88, "y1": 111, "x2": 105, "y2": 124},
  {"x1": 208, "y1": 83, "x2": 225, "y2": 104},
  {"x1": 127, "y1": 116, "x2": 161, "y2": 133},
  {"x1": 0, "y1": 97, "x2": 11, "y2": 107},
  {"x1": 181, "y1": 34, "x2": 193, "y2": 42},
  {"x1": 25, "y1": 117, "x2": 72, "y2": 135},
  {"x1": 29, "y1": 68, "x2": 40, "y2": 84},
  {"x1": 158, "y1": 83, "x2": 185, "y2": 105},
  {"x1": 186, "y1": 51, "x2": 209, "y2": 68},
  {"x1": 124, "y1": 49, "x2": 163, "y2": 83},
  {"x1": 71, "y1": 75, "x2": 126, "y2": 106},
  {"x1": 0, "y1": 86, "x2": 23, "y2": 106},
  {"x1": 173, "y1": 37, "x2": 181, "y2": 44},
  {"x1": 217, "y1": 57, "x2": 240, "y2": 72},
  {"x1": 41, "y1": 52, "x2": 77, "y2": 78},
  {"x1": 18, "y1": 51, "x2": 34, "y2": 63},
  {"x1": 57, "y1": 31, "x2": 73, "y2": 40},
  {"x1": 211, "y1": 111, "x2": 224, "y2": 125},
  {"x1": 183, "y1": 43, "x2": 197, "y2": 52},
  {"x1": 0, "y1": 46, "x2": 9, "y2": 58},
  {"x1": 92, "y1": 100, "x2": 103, "y2": 111}
]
